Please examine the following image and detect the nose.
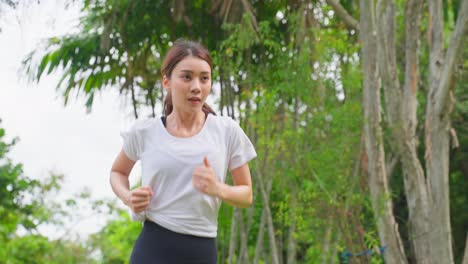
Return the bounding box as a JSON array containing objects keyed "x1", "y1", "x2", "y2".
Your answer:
[{"x1": 190, "y1": 79, "x2": 201, "y2": 94}]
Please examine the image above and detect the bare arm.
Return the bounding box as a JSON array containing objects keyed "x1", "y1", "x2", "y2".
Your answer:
[
  {"x1": 110, "y1": 149, "x2": 153, "y2": 213},
  {"x1": 217, "y1": 163, "x2": 253, "y2": 208},
  {"x1": 192, "y1": 157, "x2": 253, "y2": 208}
]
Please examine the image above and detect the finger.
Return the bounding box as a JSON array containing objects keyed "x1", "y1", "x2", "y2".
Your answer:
[
  {"x1": 192, "y1": 169, "x2": 206, "y2": 180},
  {"x1": 133, "y1": 199, "x2": 150, "y2": 208},
  {"x1": 141, "y1": 186, "x2": 154, "y2": 196},
  {"x1": 133, "y1": 204, "x2": 148, "y2": 213},
  {"x1": 134, "y1": 199, "x2": 150, "y2": 207},
  {"x1": 132, "y1": 192, "x2": 150, "y2": 198},
  {"x1": 192, "y1": 179, "x2": 203, "y2": 191},
  {"x1": 131, "y1": 197, "x2": 149, "y2": 204},
  {"x1": 203, "y1": 156, "x2": 211, "y2": 168},
  {"x1": 133, "y1": 203, "x2": 149, "y2": 210},
  {"x1": 193, "y1": 165, "x2": 207, "y2": 175},
  {"x1": 131, "y1": 192, "x2": 152, "y2": 201},
  {"x1": 133, "y1": 189, "x2": 152, "y2": 197},
  {"x1": 194, "y1": 177, "x2": 208, "y2": 191},
  {"x1": 192, "y1": 176, "x2": 199, "y2": 186}
]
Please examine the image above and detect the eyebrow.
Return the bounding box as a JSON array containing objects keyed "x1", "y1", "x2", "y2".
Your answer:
[{"x1": 180, "y1": 69, "x2": 211, "y2": 74}]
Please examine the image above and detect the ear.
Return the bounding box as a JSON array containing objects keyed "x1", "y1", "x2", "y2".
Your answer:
[{"x1": 162, "y1": 75, "x2": 171, "y2": 91}]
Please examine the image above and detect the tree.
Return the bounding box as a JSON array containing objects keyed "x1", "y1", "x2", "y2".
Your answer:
[
  {"x1": 0, "y1": 119, "x2": 52, "y2": 247},
  {"x1": 87, "y1": 209, "x2": 141, "y2": 263},
  {"x1": 0, "y1": 119, "x2": 126, "y2": 263},
  {"x1": 22, "y1": 0, "x2": 468, "y2": 263},
  {"x1": 0, "y1": 120, "x2": 96, "y2": 263},
  {"x1": 327, "y1": 0, "x2": 468, "y2": 263}
]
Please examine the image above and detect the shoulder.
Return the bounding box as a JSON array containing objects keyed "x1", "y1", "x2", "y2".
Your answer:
[
  {"x1": 122, "y1": 117, "x2": 160, "y2": 136},
  {"x1": 208, "y1": 114, "x2": 238, "y2": 129},
  {"x1": 207, "y1": 115, "x2": 246, "y2": 142},
  {"x1": 131, "y1": 117, "x2": 159, "y2": 131}
]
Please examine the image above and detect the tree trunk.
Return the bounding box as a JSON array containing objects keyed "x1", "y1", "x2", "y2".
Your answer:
[
  {"x1": 426, "y1": 0, "x2": 468, "y2": 263},
  {"x1": 256, "y1": 172, "x2": 280, "y2": 264},
  {"x1": 324, "y1": 0, "x2": 359, "y2": 30},
  {"x1": 236, "y1": 195, "x2": 256, "y2": 264},
  {"x1": 277, "y1": 230, "x2": 283, "y2": 264},
  {"x1": 331, "y1": 236, "x2": 339, "y2": 264},
  {"x1": 236, "y1": 210, "x2": 250, "y2": 264},
  {"x1": 130, "y1": 82, "x2": 139, "y2": 119},
  {"x1": 228, "y1": 208, "x2": 239, "y2": 264},
  {"x1": 286, "y1": 221, "x2": 296, "y2": 264},
  {"x1": 320, "y1": 218, "x2": 334, "y2": 263},
  {"x1": 463, "y1": 234, "x2": 468, "y2": 264},
  {"x1": 399, "y1": 1, "x2": 432, "y2": 262},
  {"x1": 253, "y1": 177, "x2": 273, "y2": 264},
  {"x1": 253, "y1": 207, "x2": 267, "y2": 264},
  {"x1": 253, "y1": 137, "x2": 280, "y2": 264},
  {"x1": 376, "y1": 0, "x2": 432, "y2": 262},
  {"x1": 359, "y1": 0, "x2": 408, "y2": 262}
]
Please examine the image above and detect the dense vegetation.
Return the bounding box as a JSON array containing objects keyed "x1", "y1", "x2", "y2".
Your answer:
[{"x1": 1, "y1": 0, "x2": 466, "y2": 263}]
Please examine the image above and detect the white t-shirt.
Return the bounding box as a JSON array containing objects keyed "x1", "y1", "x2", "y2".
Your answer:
[{"x1": 120, "y1": 114, "x2": 257, "y2": 237}]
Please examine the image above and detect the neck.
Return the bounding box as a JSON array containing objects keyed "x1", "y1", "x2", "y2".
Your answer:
[{"x1": 167, "y1": 109, "x2": 205, "y2": 130}]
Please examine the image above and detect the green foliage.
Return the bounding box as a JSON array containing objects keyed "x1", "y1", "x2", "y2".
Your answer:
[
  {"x1": 23, "y1": 0, "x2": 224, "y2": 117},
  {"x1": 31, "y1": 0, "x2": 370, "y2": 262},
  {"x1": 0, "y1": 120, "x2": 128, "y2": 263},
  {"x1": 0, "y1": 122, "x2": 52, "y2": 241},
  {"x1": 17, "y1": 0, "x2": 467, "y2": 263},
  {"x1": 88, "y1": 209, "x2": 141, "y2": 263},
  {"x1": 4, "y1": 234, "x2": 92, "y2": 264},
  {"x1": 0, "y1": 121, "x2": 96, "y2": 263},
  {"x1": 216, "y1": 4, "x2": 370, "y2": 262}
]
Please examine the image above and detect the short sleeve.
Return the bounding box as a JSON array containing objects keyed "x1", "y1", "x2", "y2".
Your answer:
[
  {"x1": 228, "y1": 119, "x2": 257, "y2": 170},
  {"x1": 120, "y1": 122, "x2": 144, "y2": 161}
]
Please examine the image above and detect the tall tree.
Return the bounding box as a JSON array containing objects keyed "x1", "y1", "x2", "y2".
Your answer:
[
  {"x1": 327, "y1": 0, "x2": 468, "y2": 262},
  {"x1": 358, "y1": 0, "x2": 407, "y2": 262},
  {"x1": 23, "y1": 0, "x2": 468, "y2": 263}
]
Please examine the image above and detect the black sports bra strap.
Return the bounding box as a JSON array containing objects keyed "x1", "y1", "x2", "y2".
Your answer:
[{"x1": 161, "y1": 113, "x2": 209, "y2": 128}]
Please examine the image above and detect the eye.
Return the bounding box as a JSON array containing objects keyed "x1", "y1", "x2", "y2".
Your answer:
[
  {"x1": 181, "y1": 75, "x2": 191, "y2": 81},
  {"x1": 201, "y1": 76, "x2": 210, "y2": 82}
]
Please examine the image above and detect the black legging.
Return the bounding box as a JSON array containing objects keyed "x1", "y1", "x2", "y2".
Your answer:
[{"x1": 130, "y1": 220, "x2": 217, "y2": 264}]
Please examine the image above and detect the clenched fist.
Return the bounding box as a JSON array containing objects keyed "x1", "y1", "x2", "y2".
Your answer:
[
  {"x1": 192, "y1": 157, "x2": 220, "y2": 197},
  {"x1": 125, "y1": 185, "x2": 153, "y2": 213}
]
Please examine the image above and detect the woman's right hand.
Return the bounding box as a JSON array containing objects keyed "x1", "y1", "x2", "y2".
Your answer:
[{"x1": 125, "y1": 186, "x2": 154, "y2": 213}]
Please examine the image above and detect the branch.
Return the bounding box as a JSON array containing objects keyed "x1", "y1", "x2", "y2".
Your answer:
[
  {"x1": 130, "y1": 83, "x2": 139, "y2": 119},
  {"x1": 325, "y1": 0, "x2": 359, "y2": 31},
  {"x1": 376, "y1": 0, "x2": 401, "y2": 127},
  {"x1": 402, "y1": 0, "x2": 423, "y2": 132},
  {"x1": 240, "y1": 0, "x2": 259, "y2": 32},
  {"x1": 435, "y1": 0, "x2": 468, "y2": 115}
]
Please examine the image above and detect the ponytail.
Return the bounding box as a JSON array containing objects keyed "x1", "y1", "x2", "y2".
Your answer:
[{"x1": 163, "y1": 91, "x2": 173, "y2": 117}]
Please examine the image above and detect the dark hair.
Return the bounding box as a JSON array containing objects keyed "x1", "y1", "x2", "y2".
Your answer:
[{"x1": 161, "y1": 39, "x2": 216, "y2": 116}]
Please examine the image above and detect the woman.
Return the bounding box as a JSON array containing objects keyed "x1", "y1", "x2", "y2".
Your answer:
[{"x1": 110, "y1": 39, "x2": 257, "y2": 263}]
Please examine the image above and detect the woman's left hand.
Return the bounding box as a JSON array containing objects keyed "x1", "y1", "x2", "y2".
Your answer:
[{"x1": 192, "y1": 156, "x2": 221, "y2": 197}]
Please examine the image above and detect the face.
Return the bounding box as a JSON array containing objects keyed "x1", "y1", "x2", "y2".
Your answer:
[{"x1": 163, "y1": 56, "x2": 212, "y2": 115}]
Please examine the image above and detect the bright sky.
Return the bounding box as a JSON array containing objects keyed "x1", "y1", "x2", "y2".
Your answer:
[{"x1": 0, "y1": 1, "x2": 142, "y2": 238}]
